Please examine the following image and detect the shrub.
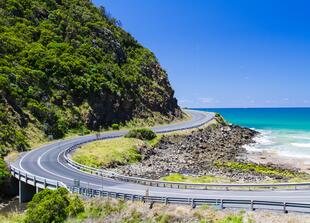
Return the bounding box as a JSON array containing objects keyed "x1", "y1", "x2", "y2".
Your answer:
[
  {"x1": 125, "y1": 128, "x2": 156, "y2": 140},
  {"x1": 24, "y1": 188, "x2": 84, "y2": 223},
  {"x1": 67, "y1": 194, "x2": 84, "y2": 217},
  {"x1": 111, "y1": 123, "x2": 120, "y2": 130},
  {"x1": 0, "y1": 157, "x2": 9, "y2": 186},
  {"x1": 215, "y1": 113, "x2": 228, "y2": 125},
  {"x1": 218, "y1": 215, "x2": 243, "y2": 223}
]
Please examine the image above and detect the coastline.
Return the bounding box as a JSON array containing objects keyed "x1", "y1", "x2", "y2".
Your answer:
[
  {"x1": 243, "y1": 128, "x2": 310, "y2": 175},
  {"x1": 247, "y1": 149, "x2": 310, "y2": 175}
]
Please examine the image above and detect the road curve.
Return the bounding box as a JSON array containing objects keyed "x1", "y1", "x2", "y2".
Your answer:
[{"x1": 11, "y1": 110, "x2": 310, "y2": 205}]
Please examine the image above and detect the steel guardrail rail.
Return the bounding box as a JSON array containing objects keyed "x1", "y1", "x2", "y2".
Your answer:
[
  {"x1": 68, "y1": 185, "x2": 310, "y2": 213},
  {"x1": 63, "y1": 139, "x2": 310, "y2": 191},
  {"x1": 9, "y1": 166, "x2": 67, "y2": 189},
  {"x1": 10, "y1": 165, "x2": 310, "y2": 213}
]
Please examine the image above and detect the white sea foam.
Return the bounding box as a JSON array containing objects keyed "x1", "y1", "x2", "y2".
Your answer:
[
  {"x1": 291, "y1": 143, "x2": 310, "y2": 148},
  {"x1": 243, "y1": 128, "x2": 310, "y2": 158},
  {"x1": 291, "y1": 135, "x2": 310, "y2": 140}
]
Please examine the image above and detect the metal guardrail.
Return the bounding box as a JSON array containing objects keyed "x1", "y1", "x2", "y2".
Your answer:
[
  {"x1": 64, "y1": 141, "x2": 310, "y2": 191},
  {"x1": 68, "y1": 186, "x2": 310, "y2": 213},
  {"x1": 10, "y1": 165, "x2": 310, "y2": 213},
  {"x1": 10, "y1": 166, "x2": 67, "y2": 189}
]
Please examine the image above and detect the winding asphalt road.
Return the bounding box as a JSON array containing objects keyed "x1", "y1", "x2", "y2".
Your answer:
[{"x1": 11, "y1": 110, "x2": 310, "y2": 204}]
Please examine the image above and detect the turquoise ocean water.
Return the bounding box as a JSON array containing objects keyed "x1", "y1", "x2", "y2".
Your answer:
[{"x1": 194, "y1": 108, "x2": 310, "y2": 158}]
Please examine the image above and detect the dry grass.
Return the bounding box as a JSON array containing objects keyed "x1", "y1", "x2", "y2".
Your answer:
[
  {"x1": 65, "y1": 198, "x2": 310, "y2": 223},
  {"x1": 0, "y1": 212, "x2": 24, "y2": 223}
]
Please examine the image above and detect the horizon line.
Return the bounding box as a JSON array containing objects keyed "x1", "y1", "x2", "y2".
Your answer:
[{"x1": 187, "y1": 106, "x2": 310, "y2": 109}]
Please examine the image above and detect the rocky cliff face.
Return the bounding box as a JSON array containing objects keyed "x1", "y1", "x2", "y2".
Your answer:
[{"x1": 0, "y1": 0, "x2": 181, "y2": 154}]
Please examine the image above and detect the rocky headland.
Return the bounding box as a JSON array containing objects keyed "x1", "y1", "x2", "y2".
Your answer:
[{"x1": 110, "y1": 119, "x2": 307, "y2": 182}]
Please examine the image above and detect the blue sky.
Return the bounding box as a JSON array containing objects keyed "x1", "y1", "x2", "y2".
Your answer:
[{"x1": 93, "y1": 0, "x2": 310, "y2": 108}]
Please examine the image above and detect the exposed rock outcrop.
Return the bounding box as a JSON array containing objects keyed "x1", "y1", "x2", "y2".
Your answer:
[{"x1": 111, "y1": 123, "x2": 307, "y2": 182}]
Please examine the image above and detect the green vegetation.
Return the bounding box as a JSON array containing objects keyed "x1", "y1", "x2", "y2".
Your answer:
[
  {"x1": 0, "y1": 212, "x2": 24, "y2": 223},
  {"x1": 111, "y1": 123, "x2": 120, "y2": 130},
  {"x1": 0, "y1": 0, "x2": 179, "y2": 157},
  {"x1": 125, "y1": 128, "x2": 157, "y2": 140},
  {"x1": 215, "y1": 113, "x2": 228, "y2": 126},
  {"x1": 24, "y1": 188, "x2": 83, "y2": 223},
  {"x1": 72, "y1": 137, "x2": 143, "y2": 168},
  {"x1": 0, "y1": 157, "x2": 10, "y2": 186},
  {"x1": 0, "y1": 193, "x2": 258, "y2": 223},
  {"x1": 215, "y1": 161, "x2": 302, "y2": 179},
  {"x1": 217, "y1": 215, "x2": 244, "y2": 223},
  {"x1": 161, "y1": 173, "x2": 234, "y2": 183},
  {"x1": 0, "y1": 0, "x2": 180, "y2": 184},
  {"x1": 67, "y1": 197, "x2": 248, "y2": 223},
  {"x1": 146, "y1": 134, "x2": 162, "y2": 147}
]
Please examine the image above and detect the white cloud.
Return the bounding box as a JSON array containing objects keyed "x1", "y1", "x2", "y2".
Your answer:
[
  {"x1": 198, "y1": 97, "x2": 218, "y2": 104},
  {"x1": 178, "y1": 99, "x2": 192, "y2": 104}
]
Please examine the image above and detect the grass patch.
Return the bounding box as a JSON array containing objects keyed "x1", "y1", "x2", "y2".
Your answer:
[
  {"x1": 161, "y1": 173, "x2": 234, "y2": 183},
  {"x1": 72, "y1": 138, "x2": 144, "y2": 168},
  {"x1": 145, "y1": 135, "x2": 162, "y2": 147},
  {"x1": 0, "y1": 212, "x2": 25, "y2": 223},
  {"x1": 215, "y1": 161, "x2": 300, "y2": 178}
]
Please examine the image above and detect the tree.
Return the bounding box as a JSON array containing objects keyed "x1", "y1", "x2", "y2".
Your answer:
[{"x1": 24, "y1": 188, "x2": 84, "y2": 223}]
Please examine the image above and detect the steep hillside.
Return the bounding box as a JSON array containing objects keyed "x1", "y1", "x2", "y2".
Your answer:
[{"x1": 0, "y1": 0, "x2": 181, "y2": 155}]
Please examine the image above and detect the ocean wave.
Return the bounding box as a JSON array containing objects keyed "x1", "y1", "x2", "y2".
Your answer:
[
  {"x1": 291, "y1": 143, "x2": 310, "y2": 148},
  {"x1": 290, "y1": 135, "x2": 310, "y2": 140},
  {"x1": 254, "y1": 136, "x2": 274, "y2": 145}
]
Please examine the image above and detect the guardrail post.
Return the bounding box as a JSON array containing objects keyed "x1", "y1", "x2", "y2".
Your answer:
[
  {"x1": 149, "y1": 201, "x2": 154, "y2": 209},
  {"x1": 250, "y1": 200, "x2": 255, "y2": 211},
  {"x1": 44, "y1": 179, "x2": 47, "y2": 188},
  {"x1": 220, "y1": 199, "x2": 224, "y2": 209},
  {"x1": 165, "y1": 197, "x2": 168, "y2": 205},
  {"x1": 33, "y1": 176, "x2": 36, "y2": 187},
  {"x1": 283, "y1": 202, "x2": 288, "y2": 214},
  {"x1": 18, "y1": 171, "x2": 21, "y2": 181},
  {"x1": 191, "y1": 198, "x2": 196, "y2": 209},
  {"x1": 25, "y1": 173, "x2": 28, "y2": 183}
]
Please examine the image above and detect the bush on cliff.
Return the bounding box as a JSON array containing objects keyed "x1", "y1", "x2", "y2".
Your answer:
[
  {"x1": 111, "y1": 123, "x2": 120, "y2": 130},
  {"x1": 24, "y1": 188, "x2": 83, "y2": 223},
  {"x1": 0, "y1": 157, "x2": 9, "y2": 187},
  {"x1": 125, "y1": 128, "x2": 156, "y2": 141}
]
